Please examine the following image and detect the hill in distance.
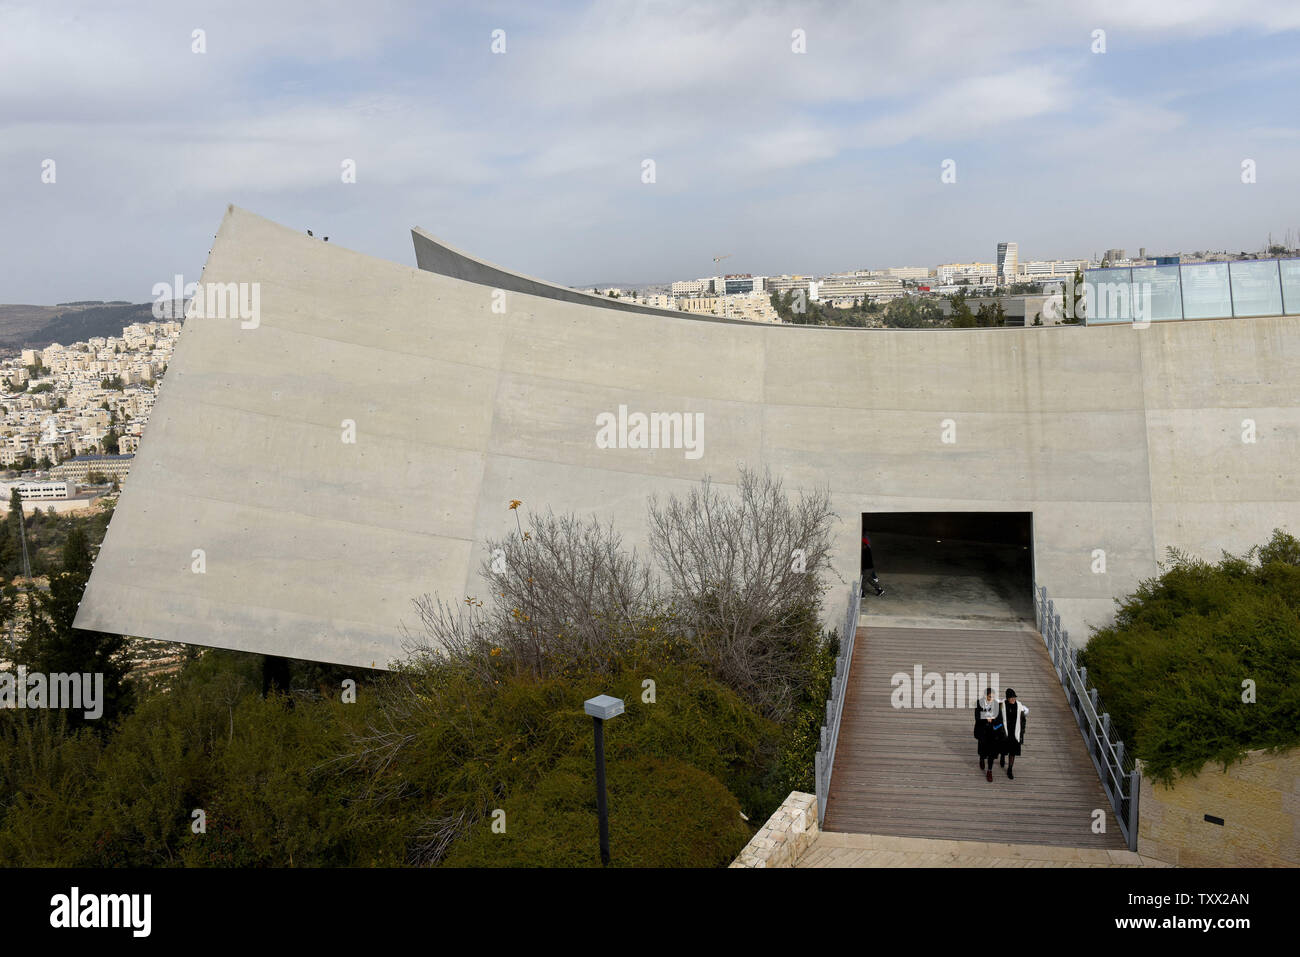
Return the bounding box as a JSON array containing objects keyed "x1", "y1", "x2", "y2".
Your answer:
[{"x1": 0, "y1": 302, "x2": 162, "y2": 353}]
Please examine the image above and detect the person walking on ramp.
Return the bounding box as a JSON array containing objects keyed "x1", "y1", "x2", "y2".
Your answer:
[
  {"x1": 974, "y1": 687, "x2": 1003, "y2": 782},
  {"x1": 860, "y1": 532, "x2": 885, "y2": 598},
  {"x1": 999, "y1": 688, "x2": 1029, "y2": 779}
]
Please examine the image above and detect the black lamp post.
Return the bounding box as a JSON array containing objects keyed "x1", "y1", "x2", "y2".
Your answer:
[{"x1": 583, "y1": 694, "x2": 625, "y2": 865}]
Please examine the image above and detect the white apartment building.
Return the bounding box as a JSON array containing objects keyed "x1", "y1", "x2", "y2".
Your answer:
[
  {"x1": 14, "y1": 481, "x2": 70, "y2": 500},
  {"x1": 625, "y1": 294, "x2": 676, "y2": 310},
  {"x1": 766, "y1": 276, "x2": 814, "y2": 295},
  {"x1": 937, "y1": 262, "x2": 997, "y2": 283},
  {"x1": 1017, "y1": 259, "x2": 1090, "y2": 278},
  {"x1": 812, "y1": 277, "x2": 905, "y2": 301}
]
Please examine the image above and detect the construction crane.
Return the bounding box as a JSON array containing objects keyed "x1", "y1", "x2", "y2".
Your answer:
[{"x1": 713, "y1": 254, "x2": 732, "y2": 320}]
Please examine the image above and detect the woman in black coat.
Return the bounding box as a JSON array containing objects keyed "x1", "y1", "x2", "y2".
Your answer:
[
  {"x1": 998, "y1": 688, "x2": 1029, "y2": 779},
  {"x1": 973, "y1": 687, "x2": 1002, "y2": 782}
]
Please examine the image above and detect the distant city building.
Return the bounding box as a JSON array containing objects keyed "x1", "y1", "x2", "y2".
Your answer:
[
  {"x1": 1017, "y1": 259, "x2": 1090, "y2": 278},
  {"x1": 722, "y1": 292, "x2": 780, "y2": 322},
  {"x1": 674, "y1": 293, "x2": 781, "y2": 322},
  {"x1": 51, "y1": 453, "x2": 134, "y2": 482},
  {"x1": 14, "y1": 480, "x2": 69, "y2": 500},
  {"x1": 812, "y1": 276, "x2": 905, "y2": 302},
  {"x1": 766, "y1": 276, "x2": 813, "y2": 295},
  {"x1": 996, "y1": 242, "x2": 1019, "y2": 286},
  {"x1": 937, "y1": 262, "x2": 996, "y2": 283},
  {"x1": 881, "y1": 266, "x2": 932, "y2": 280},
  {"x1": 721, "y1": 274, "x2": 765, "y2": 295},
  {"x1": 676, "y1": 296, "x2": 721, "y2": 315}
]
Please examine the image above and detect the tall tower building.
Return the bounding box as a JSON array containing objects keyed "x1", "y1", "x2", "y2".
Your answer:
[{"x1": 996, "y1": 242, "x2": 1019, "y2": 285}]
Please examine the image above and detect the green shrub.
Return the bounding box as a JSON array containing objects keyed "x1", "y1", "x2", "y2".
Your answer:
[
  {"x1": 1080, "y1": 530, "x2": 1300, "y2": 783},
  {"x1": 0, "y1": 711, "x2": 102, "y2": 866},
  {"x1": 441, "y1": 754, "x2": 751, "y2": 868},
  {"x1": 769, "y1": 627, "x2": 838, "y2": 795},
  {"x1": 345, "y1": 652, "x2": 783, "y2": 864}
]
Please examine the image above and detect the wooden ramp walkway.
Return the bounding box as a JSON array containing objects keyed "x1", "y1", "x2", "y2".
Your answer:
[{"x1": 822, "y1": 623, "x2": 1126, "y2": 849}]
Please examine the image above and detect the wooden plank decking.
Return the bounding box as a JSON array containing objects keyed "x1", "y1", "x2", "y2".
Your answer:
[{"x1": 822, "y1": 623, "x2": 1126, "y2": 849}]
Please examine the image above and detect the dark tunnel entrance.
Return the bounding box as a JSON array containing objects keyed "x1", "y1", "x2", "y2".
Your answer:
[{"x1": 861, "y1": 512, "x2": 1035, "y2": 625}]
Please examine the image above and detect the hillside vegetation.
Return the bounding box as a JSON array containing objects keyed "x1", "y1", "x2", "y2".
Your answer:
[
  {"x1": 0, "y1": 469, "x2": 839, "y2": 867},
  {"x1": 1080, "y1": 530, "x2": 1300, "y2": 783}
]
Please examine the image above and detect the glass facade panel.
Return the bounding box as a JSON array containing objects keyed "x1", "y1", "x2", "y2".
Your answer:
[
  {"x1": 1084, "y1": 267, "x2": 1133, "y2": 323},
  {"x1": 1280, "y1": 259, "x2": 1300, "y2": 316},
  {"x1": 1180, "y1": 262, "x2": 1232, "y2": 319},
  {"x1": 1078, "y1": 257, "x2": 1299, "y2": 324},
  {"x1": 1131, "y1": 264, "x2": 1183, "y2": 322},
  {"x1": 1228, "y1": 260, "x2": 1283, "y2": 317}
]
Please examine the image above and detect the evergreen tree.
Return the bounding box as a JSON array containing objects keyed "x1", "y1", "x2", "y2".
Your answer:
[
  {"x1": 0, "y1": 489, "x2": 21, "y2": 577},
  {"x1": 18, "y1": 526, "x2": 133, "y2": 728},
  {"x1": 976, "y1": 301, "x2": 1006, "y2": 327},
  {"x1": 948, "y1": 289, "x2": 977, "y2": 327},
  {"x1": 1060, "y1": 267, "x2": 1085, "y2": 324}
]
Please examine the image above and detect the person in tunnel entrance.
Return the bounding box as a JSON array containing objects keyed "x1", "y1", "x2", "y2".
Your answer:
[{"x1": 861, "y1": 532, "x2": 885, "y2": 598}]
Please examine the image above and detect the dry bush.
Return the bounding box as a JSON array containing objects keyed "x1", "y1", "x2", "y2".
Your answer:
[
  {"x1": 406, "y1": 510, "x2": 656, "y2": 681},
  {"x1": 406, "y1": 468, "x2": 836, "y2": 721},
  {"x1": 647, "y1": 466, "x2": 835, "y2": 720}
]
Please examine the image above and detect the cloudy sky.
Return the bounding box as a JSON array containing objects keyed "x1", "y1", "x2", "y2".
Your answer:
[{"x1": 2, "y1": 0, "x2": 1299, "y2": 302}]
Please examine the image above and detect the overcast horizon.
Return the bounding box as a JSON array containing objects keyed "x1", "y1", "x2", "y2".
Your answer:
[{"x1": 3, "y1": 0, "x2": 1300, "y2": 303}]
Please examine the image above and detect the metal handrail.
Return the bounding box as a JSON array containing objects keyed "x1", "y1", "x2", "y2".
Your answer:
[
  {"x1": 814, "y1": 578, "x2": 862, "y2": 826},
  {"x1": 1033, "y1": 583, "x2": 1140, "y2": 850}
]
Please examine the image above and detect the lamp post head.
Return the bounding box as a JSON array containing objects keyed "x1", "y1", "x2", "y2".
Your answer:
[{"x1": 584, "y1": 694, "x2": 625, "y2": 720}]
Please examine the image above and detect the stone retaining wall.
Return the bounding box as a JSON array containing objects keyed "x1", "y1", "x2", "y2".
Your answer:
[
  {"x1": 1138, "y1": 747, "x2": 1300, "y2": 867},
  {"x1": 730, "y1": 791, "x2": 818, "y2": 867}
]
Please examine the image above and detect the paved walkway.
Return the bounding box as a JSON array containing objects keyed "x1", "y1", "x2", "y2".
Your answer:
[
  {"x1": 822, "y1": 620, "x2": 1128, "y2": 849},
  {"x1": 796, "y1": 831, "x2": 1171, "y2": 868}
]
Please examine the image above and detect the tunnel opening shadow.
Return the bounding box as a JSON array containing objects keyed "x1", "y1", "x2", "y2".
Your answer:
[{"x1": 862, "y1": 511, "x2": 1035, "y2": 628}]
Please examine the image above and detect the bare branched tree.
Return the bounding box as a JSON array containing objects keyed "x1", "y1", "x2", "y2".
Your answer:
[
  {"x1": 405, "y1": 510, "x2": 657, "y2": 681},
  {"x1": 647, "y1": 466, "x2": 835, "y2": 720}
]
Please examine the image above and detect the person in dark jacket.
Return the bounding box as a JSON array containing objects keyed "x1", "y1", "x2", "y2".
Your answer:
[
  {"x1": 999, "y1": 688, "x2": 1029, "y2": 779},
  {"x1": 860, "y1": 533, "x2": 885, "y2": 597},
  {"x1": 974, "y1": 687, "x2": 1003, "y2": 782}
]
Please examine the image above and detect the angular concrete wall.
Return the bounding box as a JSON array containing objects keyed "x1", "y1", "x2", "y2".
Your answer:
[{"x1": 73, "y1": 207, "x2": 1300, "y2": 668}]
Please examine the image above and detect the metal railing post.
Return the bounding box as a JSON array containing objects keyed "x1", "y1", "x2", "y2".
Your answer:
[{"x1": 1127, "y1": 767, "x2": 1141, "y2": 852}]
